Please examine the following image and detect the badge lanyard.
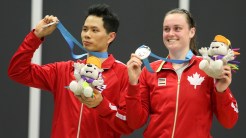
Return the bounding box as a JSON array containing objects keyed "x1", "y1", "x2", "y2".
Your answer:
[{"x1": 135, "y1": 45, "x2": 193, "y2": 73}]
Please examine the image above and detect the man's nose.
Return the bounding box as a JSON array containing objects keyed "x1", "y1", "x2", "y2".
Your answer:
[{"x1": 84, "y1": 31, "x2": 91, "y2": 38}]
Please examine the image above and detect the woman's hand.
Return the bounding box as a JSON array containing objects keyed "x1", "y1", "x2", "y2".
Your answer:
[
  {"x1": 215, "y1": 65, "x2": 232, "y2": 92},
  {"x1": 127, "y1": 53, "x2": 142, "y2": 85}
]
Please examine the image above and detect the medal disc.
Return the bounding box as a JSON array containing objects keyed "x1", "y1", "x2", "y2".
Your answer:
[{"x1": 135, "y1": 45, "x2": 151, "y2": 59}]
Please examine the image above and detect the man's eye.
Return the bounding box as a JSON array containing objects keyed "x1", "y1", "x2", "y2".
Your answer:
[
  {"x1": 82, "y1": 28, "x2": 87, "y2": 31},
  {"x1": 93, "y1": 29, "x2": 99, "y2": 32}
]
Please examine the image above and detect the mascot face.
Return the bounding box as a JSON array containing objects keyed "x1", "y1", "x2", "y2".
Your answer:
[
  {"x1": 208, "y1": 41, "x2": 229, "y2": 56},
  {"x1": 80, "y1": 64, "x2": 103, "y2": 79}
]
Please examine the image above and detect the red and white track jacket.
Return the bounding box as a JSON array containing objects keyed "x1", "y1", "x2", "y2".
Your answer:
[
  {"x1": 8, "y1": 31, "x2": 133, "y2": 138},
  {"x1": 126, "y1": 56, "x2": 238, "y2": 138}
]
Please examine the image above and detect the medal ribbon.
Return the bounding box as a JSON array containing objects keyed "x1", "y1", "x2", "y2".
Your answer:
[
  {"x1": 139, "y1": 45, "x2": 193, "y2": 73},
  {"x1": 56, "y1": 22, "x2": 108, "y2": 59}
]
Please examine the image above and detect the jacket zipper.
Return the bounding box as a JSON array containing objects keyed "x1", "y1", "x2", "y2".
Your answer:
[
  {"x1": 162, "y1": 59, "x2": 195, "y2": 138},
  {"x1": 76, "y1": 103, "x2": 84, "y2": 138},
  {"x1": 171, "y1": 79, "x2": 181, "y2": 138}
]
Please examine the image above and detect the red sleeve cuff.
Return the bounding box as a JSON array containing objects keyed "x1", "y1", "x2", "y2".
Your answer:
[
  {"x1": 31, "y1": 29, "x2": 44, "y2": 42},
  {"x1": 94, "y1": 97, "x2": 111, "y2": 116},
  {"x1": 214, "y1": 88, "x2": 232, "y2": 104},
  {"x1": 127, "y1": 83, "x2": 140, "y2": 97}
]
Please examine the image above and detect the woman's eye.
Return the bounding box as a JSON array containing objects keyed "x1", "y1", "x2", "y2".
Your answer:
[
  {"x1": 175, "y1": 27, "x2": 181, "y2": 31},
  {"x1": 164, "y1": 28, "x2": 170, "y2": 32}
]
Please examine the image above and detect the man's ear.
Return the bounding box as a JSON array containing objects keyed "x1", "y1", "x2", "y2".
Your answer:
[{"x1": 107, "y1": 32, "x2": 116, "y2": 44}]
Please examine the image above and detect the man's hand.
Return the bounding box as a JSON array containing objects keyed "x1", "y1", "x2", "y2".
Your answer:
[
  {"x1": 34, "y1": 15, "x2": 59, "y2": 38},
  {"x1": 75, "y1": 89, "x2": 103, "y2": 108}
]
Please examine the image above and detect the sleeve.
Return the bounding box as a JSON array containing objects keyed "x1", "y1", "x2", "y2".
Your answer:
[
  {"x1": 125, "y1": 67, "x2": 150, "y2": 129},
  {"x1": 212, "y1": 87, "x2": 239, "y2": 128},
  {"x1": 93, "y1": 68, "x2": 134, "y2": 135},
  {"x1": 8, "y1": 31, "x2": 58, "y2": 92}
]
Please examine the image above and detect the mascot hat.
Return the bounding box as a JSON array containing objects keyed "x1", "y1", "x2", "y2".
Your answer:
[
  {"x1": 214, "y1": 35, "x2": 231, "y2": 47},
  {"x1": 86, "y1": 56, "x2": 102, "y2": 69}
]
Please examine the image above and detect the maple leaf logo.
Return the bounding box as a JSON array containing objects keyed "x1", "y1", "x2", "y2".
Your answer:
[{"x1": 187, "y1": 72, "x2": 205, "y2": 89}]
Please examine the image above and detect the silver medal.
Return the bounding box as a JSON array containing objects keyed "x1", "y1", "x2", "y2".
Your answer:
[{"x1": 135, "y1": 45, "x2": 151, "y2": 59}]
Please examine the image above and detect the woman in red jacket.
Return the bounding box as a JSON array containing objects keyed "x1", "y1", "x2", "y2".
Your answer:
[{"x1": 126, "y1": 8, "x2": 238, "y2": 138}]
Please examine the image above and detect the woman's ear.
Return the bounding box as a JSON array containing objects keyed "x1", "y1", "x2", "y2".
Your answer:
[{"x1": 189, "y1": 27, "x2": 196, "y2": 38}]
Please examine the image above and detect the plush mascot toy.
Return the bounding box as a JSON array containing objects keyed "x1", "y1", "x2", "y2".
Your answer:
[
  {"x1": 68, "y1": 56, "x2": 104, "y2": 97},
  {"x1": 199, "y1": 35, "x2": 240, "y2": 78}
]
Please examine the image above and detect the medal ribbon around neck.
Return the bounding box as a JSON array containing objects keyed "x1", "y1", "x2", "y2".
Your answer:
[
  {"x1": 56, "y1": 21, "x2": 108, "y2": 59},
  {"x1": 135, "y1": 45, "x2": 193, "y2": 73}
]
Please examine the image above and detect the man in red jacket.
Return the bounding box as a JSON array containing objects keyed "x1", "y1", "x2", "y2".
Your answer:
[{"x1": 8, "y1": 4, "x2": 133, "y2": 138}]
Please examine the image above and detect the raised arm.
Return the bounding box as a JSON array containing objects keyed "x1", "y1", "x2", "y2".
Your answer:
[{"x1": 8, "y1": 15, "x2": 60, "y2": 91}]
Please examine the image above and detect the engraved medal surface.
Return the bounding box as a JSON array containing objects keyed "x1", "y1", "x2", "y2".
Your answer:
[{"x1": 135, "y1": 45, "x2": 151, "y2": 59}]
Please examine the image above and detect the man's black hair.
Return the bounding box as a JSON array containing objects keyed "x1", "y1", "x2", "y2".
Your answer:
[{"x1": 86, "y1": 4, "x2": 120, "y2": 34}]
